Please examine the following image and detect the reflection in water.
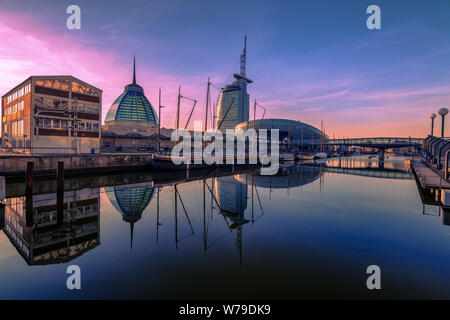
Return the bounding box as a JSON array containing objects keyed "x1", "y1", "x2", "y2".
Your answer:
[
  {"x1": 235, "y1": 165, "x2": 322, "y2": 190},
  {"x1": 105, "y1": 185, "x2": 155, "y2": 250},
  {"x1": 2, "y1": 156, "x2": 450, "y2": 298},
  {"x1": 214, "y1": 175, "x2": 249, "y2": 265},
  {"x1": 2, "y1": 189, "x2": 100, "y2": 265}
]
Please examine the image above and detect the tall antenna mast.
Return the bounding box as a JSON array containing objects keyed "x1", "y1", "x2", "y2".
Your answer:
[
  {"x1": 133, "y1": 54, "x2": 136, "y2": 85},
  {"x1": 240, "y1": 35, "x2": 247, "y2": 77}
]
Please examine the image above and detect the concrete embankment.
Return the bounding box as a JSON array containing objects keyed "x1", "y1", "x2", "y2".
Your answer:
[{"x1": 0, "y1": 153, "x2": 154, "y2": 179}]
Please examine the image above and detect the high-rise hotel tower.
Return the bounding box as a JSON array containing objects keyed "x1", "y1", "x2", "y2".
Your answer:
[{"x1": 214, "y1": 37, "x2": 253, "y2": 131}]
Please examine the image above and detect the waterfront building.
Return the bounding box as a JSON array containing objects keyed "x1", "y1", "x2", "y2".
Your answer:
[
  {"x1": 1, "y1": 76, "x2": 102, "y2": 154},
  {"x1": 101, "y1": 57, "x2": 170, "y2": 152},
  {"x1": 103, "y1": 57, "x2": 159, "y2": 136},
  {"x1": 235, "y1": 118, "x2": 327, "y2": 151},
  {"x1": 2, "y1": 189, "x2": 100, "y2": 265},
  {"x1": 214, "y1": 37, "x2": 252, "y2": 131}
]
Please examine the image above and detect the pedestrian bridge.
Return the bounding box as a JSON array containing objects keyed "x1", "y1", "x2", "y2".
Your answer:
[{"x1": 326, "y1": 137, "x2": 423, "y2": 149}]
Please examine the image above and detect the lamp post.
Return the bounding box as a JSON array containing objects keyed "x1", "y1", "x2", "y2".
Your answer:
[
  {"x1": 430, "y1": 113, "x2": 437, "y2": 136},
  {"x1": 439, "y1": 108, "x2": 449, "y2": 138}
]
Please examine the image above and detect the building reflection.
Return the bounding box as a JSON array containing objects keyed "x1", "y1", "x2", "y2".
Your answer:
[
  {"x1": 104, "y1": 184, "x2": 155, "y2": 250},
  {"x1": 1, "y1": 189, "x2": 100, "y2": 265},
  {"x1": 234, "y1": 165, "x2": 322, "y2": 190},
  {"x1": 214, "y1": 175, "x2": 250, "y2": 265}
]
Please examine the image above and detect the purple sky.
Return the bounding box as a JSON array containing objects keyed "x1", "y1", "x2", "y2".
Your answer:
[{"x1": 1, "y1": 0, "x2": 450, "y2": 137}]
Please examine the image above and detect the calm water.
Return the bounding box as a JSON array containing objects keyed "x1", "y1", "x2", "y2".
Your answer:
[{"x1": 1, "y1": 156, "x2": 449, "y2": 299}]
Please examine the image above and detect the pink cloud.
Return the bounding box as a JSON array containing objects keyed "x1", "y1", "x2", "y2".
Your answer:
[{"x1": 0, "y1": 10, "x2": 212, "y2": 129}]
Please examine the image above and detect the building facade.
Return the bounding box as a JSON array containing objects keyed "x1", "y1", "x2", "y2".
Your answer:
[
  {"x1": 2, "y1": 189, "x2": 100, "y2": 265},
  {"x1": 235, "y1": 118, "x2": 327, "y2": 151},
  {"x1": 1, "y1": 75, "x2": 102, "y2": 154},
  {"x1": 214, "y1": 37, "x2": 252, "y2": 131}
]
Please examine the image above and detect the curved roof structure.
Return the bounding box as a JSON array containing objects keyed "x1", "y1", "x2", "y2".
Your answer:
[
  {"x1": 234, "y1": 165, "x2": 322, "y2": 189},
  {"x1": 104, "y1": 57, "x2": 158, "y2": 124},
  {"x1": 235, "y1": 118, "x2": 327, "y2": 143}
]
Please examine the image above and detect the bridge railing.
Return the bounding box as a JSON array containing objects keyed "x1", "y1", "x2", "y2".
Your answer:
[
  {"x1": 423, "y1": 136, "x2": 450, "y2": 180},
  {"x1": 326, "y1": 137, "x2": 423, "y2": 145}
]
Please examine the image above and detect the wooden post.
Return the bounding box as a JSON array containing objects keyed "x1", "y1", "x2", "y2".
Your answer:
[
  {"x1": 25, "y1": 162, "x2": 34, "y2": 227},
  {"x1": 56, "y1": 161, "x2": 64, "y2": 225},
  {"x1": 26, "y1": 162, "x2": 33, "y2": 194}
]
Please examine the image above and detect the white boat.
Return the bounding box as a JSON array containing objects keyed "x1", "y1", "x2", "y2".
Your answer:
[
  {"x1": 280, "y1": 153, "x2": 295, "y2": 162},
  {"x1": 314, "y1": 152, "x2": 327, "y2": 159},
  {"x1": 296, "y1": 153, "x2": 314, "y2": 161}
]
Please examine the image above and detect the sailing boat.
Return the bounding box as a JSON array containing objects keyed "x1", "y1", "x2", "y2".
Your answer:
[
  {"x1": 314, "y1": 120, "x2": 327, "y2": 159},
  {"x1": 296, "y1": 126, "x2": 314, "y2": 160},
  {"x1": 280, "y1": 124, "x2": 295, "y2": 162}
]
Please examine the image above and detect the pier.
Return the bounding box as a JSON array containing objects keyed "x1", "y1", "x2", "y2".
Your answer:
[
  {"x1": 411, "y1": 159, "x2": 450, "y2": 189},
  {"x1": 0, "y1": 153, "x2": 154, "y2": 178}
]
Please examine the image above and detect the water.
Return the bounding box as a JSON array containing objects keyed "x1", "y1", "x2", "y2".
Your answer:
[{"x1": 1, "y1": 156, "x2": 450, "y2": 299}]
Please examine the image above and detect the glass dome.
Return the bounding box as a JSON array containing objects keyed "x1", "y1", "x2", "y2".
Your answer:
[{"x1": 104, "y1": 56, "x2": 158, "y2": 124}]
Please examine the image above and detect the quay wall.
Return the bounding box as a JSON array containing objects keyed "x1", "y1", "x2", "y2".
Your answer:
[{"x1": 0, "y1": 153, "x2": 154, "y2": 177}]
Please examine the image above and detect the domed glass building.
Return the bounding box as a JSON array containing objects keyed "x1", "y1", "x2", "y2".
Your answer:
[
  {"x1": 235, "y1": 118, "x2": 327, "y2": 151},
  {"x1": 104, "y1": 57, "x2": 159, "y2": 131}
]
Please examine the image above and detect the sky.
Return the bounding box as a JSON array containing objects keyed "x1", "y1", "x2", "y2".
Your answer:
[{"x1": 1, "y1": 0, "x2": 450, "y2": 137}]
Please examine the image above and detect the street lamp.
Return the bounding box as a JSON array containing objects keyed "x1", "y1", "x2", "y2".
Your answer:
[
  {"x1": 430, "y1": 113, "x2": 437, "y2": 136},
  {"x1": 439, "y1": 108, "x2": 449, "y2": 138}
]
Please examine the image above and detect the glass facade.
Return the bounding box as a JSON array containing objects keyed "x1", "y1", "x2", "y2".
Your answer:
[
  {"x1": 105, "y1": 91, "x2": 158, "y2": 123},
  {"x1": 235, "y1": 118, "x2": 326, "y2": 146},
  {"x1": 105, "y1": 186, "x2": 155, "y2": 222}
]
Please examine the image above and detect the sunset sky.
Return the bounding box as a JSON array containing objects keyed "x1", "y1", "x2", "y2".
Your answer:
[{"x1": 1, "y1": 0, "x2": 450, "y2": 137}]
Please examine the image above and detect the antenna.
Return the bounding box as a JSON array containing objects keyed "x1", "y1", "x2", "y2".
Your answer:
[
  {"x1": 133, "y1": 54, "x2": 136, "y2": 85},
  {"x1": 240, "y1": 35, "x2": 247, "y2": 77}
]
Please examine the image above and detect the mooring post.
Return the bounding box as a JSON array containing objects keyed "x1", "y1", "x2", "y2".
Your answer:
[
  {"x1": 26, "y1": 162, "x2": 34, "y2": 194},
  {"x1": 56, "y1": 161, "x2": 64, "y2": 225},
  {"x1": 25, "y1": 162, "x2": 34, "y2": 227},
  {"x1": 57, "y1": 161, "x2": 64, "y2": 193}
]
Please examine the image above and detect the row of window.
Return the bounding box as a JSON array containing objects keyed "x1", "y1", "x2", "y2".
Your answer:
[
  {"x1": 4, "y1": 120, "x2": 24, "y2": 137},
  {"x1": 34, "y1": 96, "x2": 99, "y2": 114},
  {"x1": 11, "y1": 120, "x2": 24, "y2": 136},
  {"x1": 35, "y1": 79, "x2": 99, "y2": 96},
  {"x1": 5, "y1": 211, "x2": 23, "y2": 235},
  {"x1": 6, "y1": 84, "x2": 31, "y2": 104},
  {"x1": 6, "y1": 197, "x2": 24, "y2": 216},
  {"x1": 4, "y1": 224, "x2": 29, "y2": 257},
  {"x1": 37, "y1": 118, "x2": 99, "y2": 132},
  {"x1": 4, "y1": 101, "x2": 24, "y2": 116}
]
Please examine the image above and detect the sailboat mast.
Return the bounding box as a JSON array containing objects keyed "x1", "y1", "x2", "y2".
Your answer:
[
  {"x1": 204, "y1": 78, "x2": 210, "y2": 132},
  {"x1": 176, "y1": 86, "x2": 181, "y2": 130},
  {"x1": 320, "y1": 120, "x2": 323, "y2": 152}
]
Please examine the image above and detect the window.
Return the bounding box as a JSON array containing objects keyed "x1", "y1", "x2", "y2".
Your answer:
[
  {"x1": 12, "y1": 121, "x2": 17, "y2": 136},
  {"x1": 43, "y1": 119, "x2": 52, "y2": 128},
  {"x1": 17, "y1": 120, "x2": 23, "y2": 136},
  {"x1": 78, "y1": 122, "x2": 85, "y2": 130},
  {"x1": 93, "y1": 123, "x2": 99, "y2": 132},
  {"x1": 61, "y1": 120, "x2": 68, "y2": 129},
  {"x1": 86, "y1": 123, "x2": 92, "y2": 131},
  {"x1": 52, "y1": 119, "x2": 61, "y2": 129},
  {"x1": 53, "y1": 100, "x2": 61, "y2": 109}
]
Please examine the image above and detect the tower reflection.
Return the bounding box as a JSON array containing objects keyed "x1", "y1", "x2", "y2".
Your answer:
[{"x1": 104, "y1": 184, "x2": 155, "y2": 250}]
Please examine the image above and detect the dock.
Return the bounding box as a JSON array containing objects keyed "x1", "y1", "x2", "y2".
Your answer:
[
  {"x1": 0, "y1": 153, "x2": 154, "y2": 178},
  {"x1": 411, "y1": 159, "x2": 450, "y2": 189}
]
